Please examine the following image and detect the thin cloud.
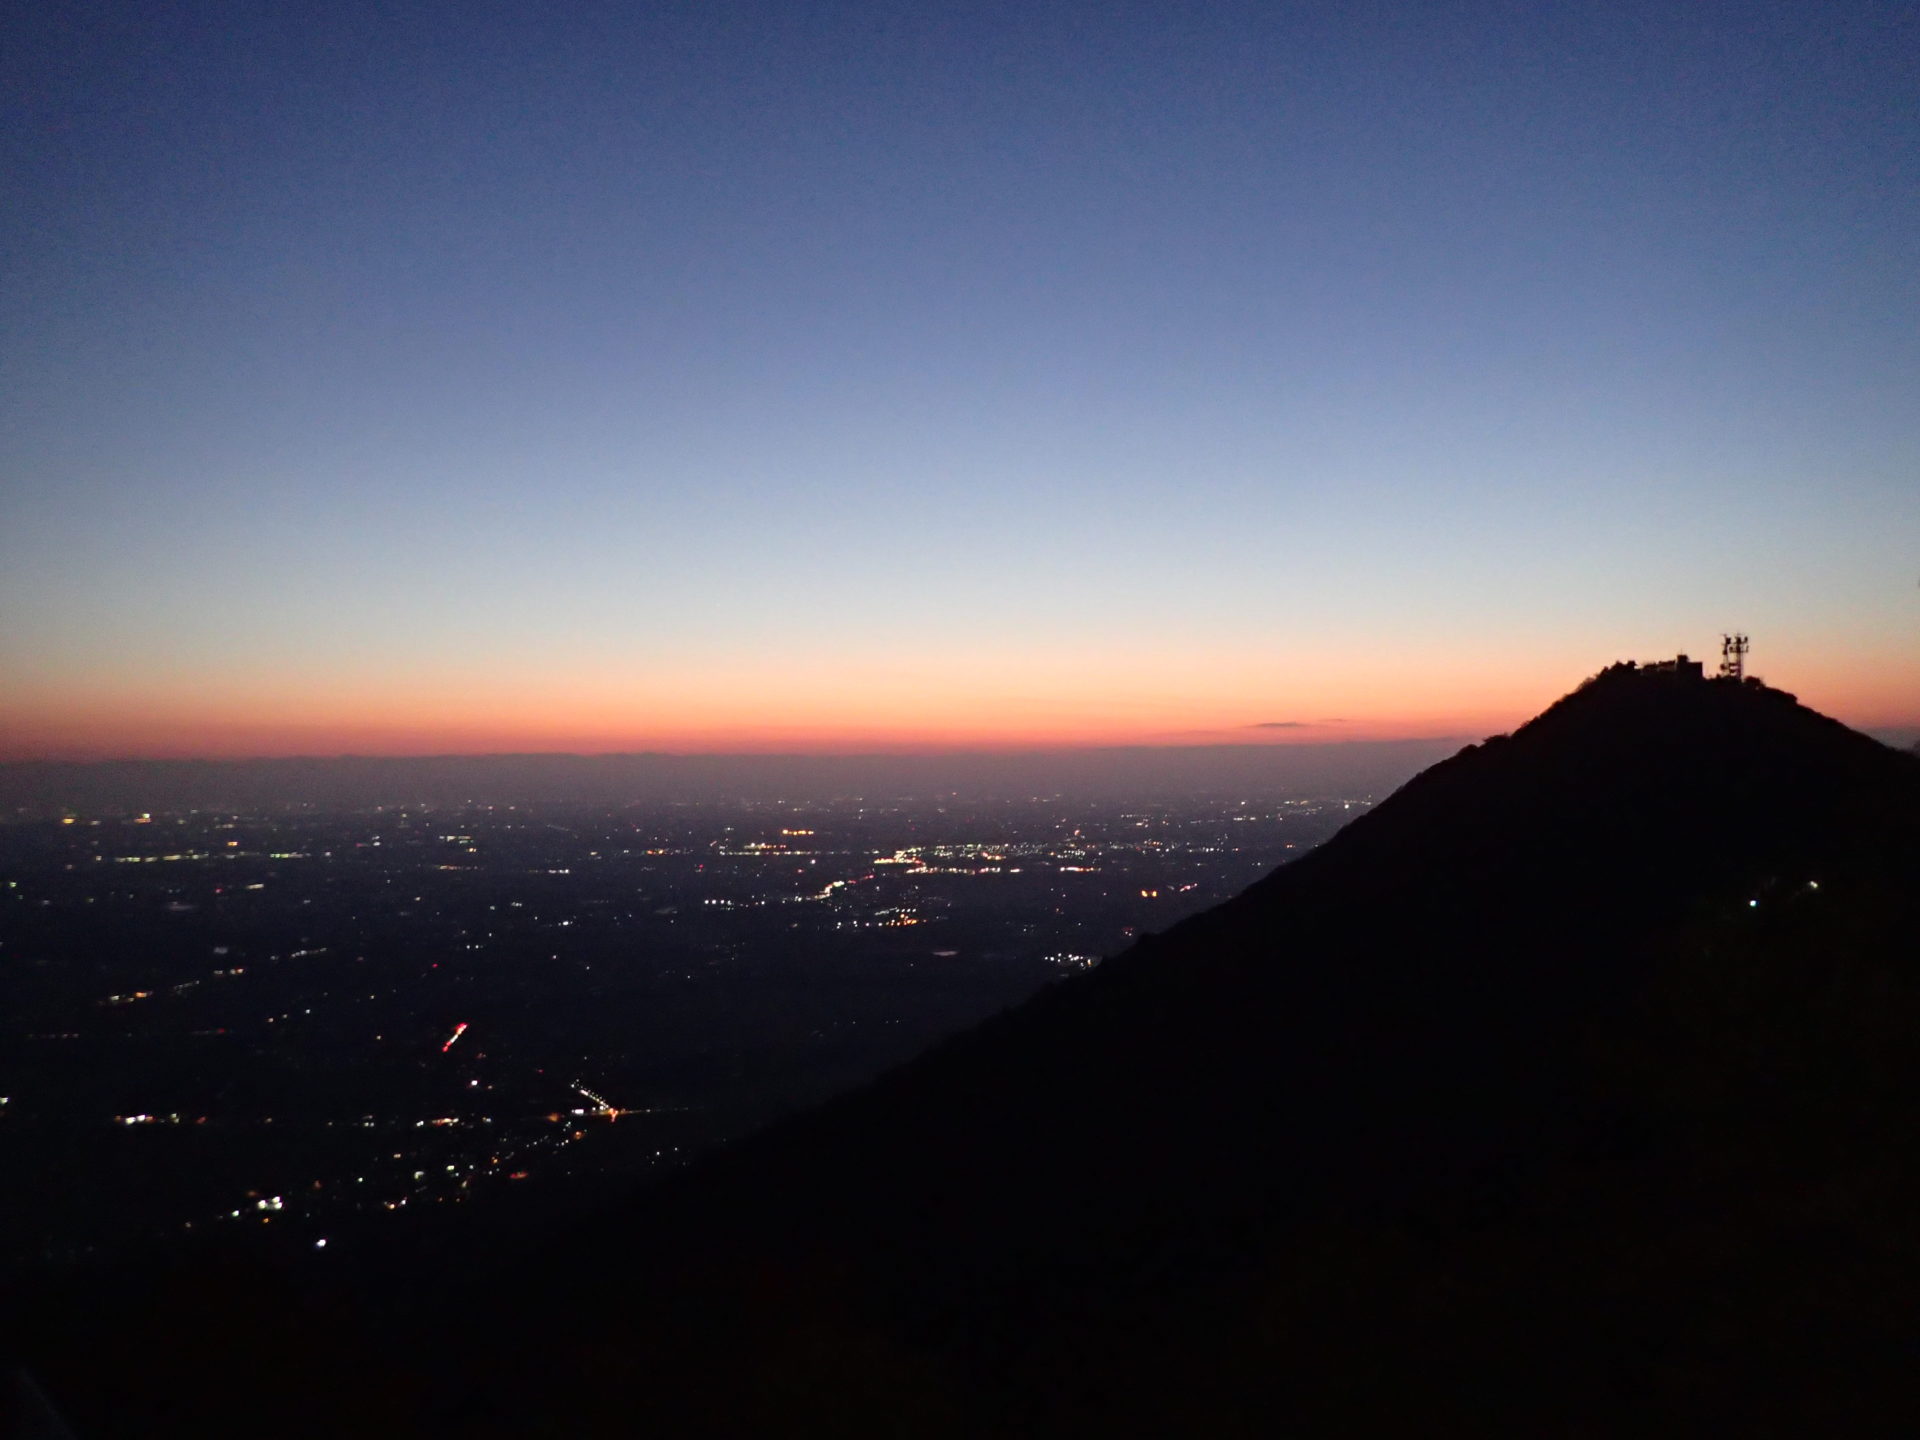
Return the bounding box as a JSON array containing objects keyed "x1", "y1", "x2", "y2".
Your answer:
[{"x1": 1249, "y1": 721, "x2": 1308, "y2": 729}]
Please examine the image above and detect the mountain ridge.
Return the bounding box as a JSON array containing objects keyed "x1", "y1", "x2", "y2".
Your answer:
[
  {"x1": 425, "y1": 664, "x2": 1920, "y2": 1435},
  {"x1": 22, "y1": 663, "x2": 1920, "y2": 1437}
]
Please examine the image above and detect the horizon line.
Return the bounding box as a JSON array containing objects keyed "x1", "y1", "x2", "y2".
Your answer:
[{"x1": 0, "y1": 734, "x2": 1482, "y2": 768}]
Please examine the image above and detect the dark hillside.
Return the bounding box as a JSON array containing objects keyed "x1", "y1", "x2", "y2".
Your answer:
[
  {"x1": 422, "y1": 666, "x2": 1920, "y2": 1437},
  {"x1": 23, "y1": 665, "x2": 1920, "y2": 1437}
]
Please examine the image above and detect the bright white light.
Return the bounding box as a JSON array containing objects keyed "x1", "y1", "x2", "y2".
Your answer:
[{"x1": 315, "y1": 1238, "x2": 327, "y2": 1248}]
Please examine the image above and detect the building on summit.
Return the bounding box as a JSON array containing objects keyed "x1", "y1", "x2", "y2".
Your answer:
[
  {"x1": 1637, "y1": 637, "x2": 1752, "y2": 684},
  {"x1": 1640, "y1": 654, "x2": 1706, "y2": 680}
]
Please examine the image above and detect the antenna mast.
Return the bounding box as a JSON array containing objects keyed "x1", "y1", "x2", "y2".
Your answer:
[{"x1": 1719, "y1": 633, "x2": 1749, "y2": 682}]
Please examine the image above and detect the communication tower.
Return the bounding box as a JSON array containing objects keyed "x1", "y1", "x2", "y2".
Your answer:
[{"x1": 1719, "y1": 633, "x2": 1749, "y2": 682}]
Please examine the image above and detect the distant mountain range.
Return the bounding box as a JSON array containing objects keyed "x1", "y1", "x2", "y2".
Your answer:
[{"x1": 19, "y1": 662, "x2": 1920, "y2": 1437}]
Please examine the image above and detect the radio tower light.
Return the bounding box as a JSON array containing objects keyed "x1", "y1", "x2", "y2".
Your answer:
[{"x1": 1719, "y1": 633, "x2": 1749, "y2": 682}]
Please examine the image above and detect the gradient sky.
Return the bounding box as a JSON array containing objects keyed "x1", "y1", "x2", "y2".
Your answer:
[{"x1": 5, "y1": 0, "x2": 1917, "y2": 760}]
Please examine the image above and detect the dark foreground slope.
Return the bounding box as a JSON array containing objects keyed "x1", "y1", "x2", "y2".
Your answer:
[
  {"x1": 422, "y1": 667, "x2": 1920, "y2": 1438},
  {"x1": 26, "y1": 667, "x2": 1920, "y2": 1437}
]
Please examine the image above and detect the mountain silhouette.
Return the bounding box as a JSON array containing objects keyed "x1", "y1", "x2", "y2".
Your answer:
[
  {"x1": 24, "y1": 663, "x2": 1920, "y2": 1437},
  {"x1": 406, "y1": 662, "x2": 1918, "y2": 1438}
]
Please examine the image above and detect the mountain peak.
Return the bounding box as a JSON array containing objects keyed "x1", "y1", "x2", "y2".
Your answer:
[
  {"x1": 45, "y1": 667, "x2": 1920, "y2": 1437},
  {"x1": 1194, "y1": 654, "x2": 1911, "y2": 957},
  {"x1": 419, "y1": 666, "x2": 1920, "y2": 1436}
]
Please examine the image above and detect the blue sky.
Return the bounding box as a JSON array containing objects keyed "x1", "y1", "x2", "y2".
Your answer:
[{"x1": 4, "y1": 0, "x2": 1916, "y2": 757}]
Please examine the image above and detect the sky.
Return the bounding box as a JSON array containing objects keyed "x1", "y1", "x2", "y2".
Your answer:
[{"x1": 4, "y1": 0, "x2": 1917, "y2": 761}]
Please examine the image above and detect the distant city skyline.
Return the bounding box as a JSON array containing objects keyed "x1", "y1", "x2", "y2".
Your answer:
[{"x1": 5, "y1": 1, "x2": 1916, "y2": 760}]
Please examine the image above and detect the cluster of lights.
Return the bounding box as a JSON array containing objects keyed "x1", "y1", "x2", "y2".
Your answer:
[
  {"x1": 1043, "y1": 953, "x2": 1102, "y2": 970},
  {"x1": 34, "y1": 798, "x2": 1351, "y2": 1258}
]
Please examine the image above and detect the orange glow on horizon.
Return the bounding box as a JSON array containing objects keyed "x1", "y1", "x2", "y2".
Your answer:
[
  {"x1": 0, "y1": 710, "x2": 1492, "y2": 762},
  {"x1": 4, "y1": 640, "x2": 1912, "y2": 763}
]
